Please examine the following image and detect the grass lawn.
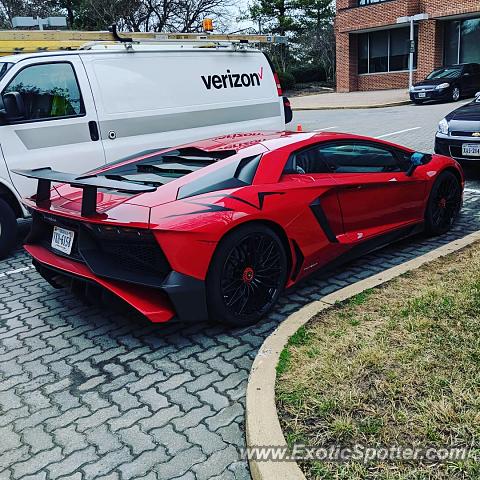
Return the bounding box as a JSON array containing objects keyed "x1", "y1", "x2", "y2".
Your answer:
[{"x1": 276, "y1": 244, "x2": 480, "y2": 479}]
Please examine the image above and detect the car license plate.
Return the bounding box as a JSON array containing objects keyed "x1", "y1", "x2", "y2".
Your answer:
[
  {"x1": 462, "y1": 143, "x2": 480, "y2": 157},
  {"x1": 418, "y1": 92, "x2": 426, "y2": 98},
  {"x1": 51, "y1": 226, "x2": 74, "y2": 255}
]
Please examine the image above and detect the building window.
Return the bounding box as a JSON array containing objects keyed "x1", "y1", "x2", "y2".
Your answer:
[
  {"x1": 358, "y1": 0, "x2": 390, "y2": 5},
  {"x1": 444, "y1": 17, "x2": 480, "y2": 65},
  {"x1": 358, "y1": 27, "x2": 417, "y2": 75}
]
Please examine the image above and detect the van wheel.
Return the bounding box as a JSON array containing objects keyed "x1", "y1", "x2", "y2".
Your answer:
[
  {"x1": 0, "y1": 198, "x2": 17, "y2": 259},
  {"x1": 206, "y1": 224, "x2": 288, "y2": 327}
]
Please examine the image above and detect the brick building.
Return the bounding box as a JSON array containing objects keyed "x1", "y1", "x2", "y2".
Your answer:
[{"x1": 336, "y1": 0, "x2": 480, "y2": 92}]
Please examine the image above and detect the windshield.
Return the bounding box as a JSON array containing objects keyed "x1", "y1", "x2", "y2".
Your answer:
[
  {"x1": 427, "y1": 67, "x2": 462, "y2": 80},
  {"x1": 0, "y1": 62, "x2": 13, "y2": 81}
]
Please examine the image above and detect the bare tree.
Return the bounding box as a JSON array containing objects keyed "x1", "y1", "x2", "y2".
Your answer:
[{"x1": 1, "y1": 0, "x2": 232, "y2": 32}]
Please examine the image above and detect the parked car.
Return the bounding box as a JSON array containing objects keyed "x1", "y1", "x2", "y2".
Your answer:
[
  {"x1": 0, "y1": 42, "x2": 292, "y2": 258},
  {"x1": 435, "y1": 92, "x2": 480, "y2": 162},
  {"x1": 409, "y1": 63, "x2": 480, "y2": 104},
  {"x1": 16, "y1": 131, "x2": 463, "y2": 326}
]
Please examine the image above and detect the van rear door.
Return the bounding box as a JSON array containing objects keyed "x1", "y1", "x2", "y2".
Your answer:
[
  {"x1": 82, "y1": 49, "x2": 285, "y2": 163},
  {"x1": 0, "y1": 55, "x2": 105, "y2": 198}
]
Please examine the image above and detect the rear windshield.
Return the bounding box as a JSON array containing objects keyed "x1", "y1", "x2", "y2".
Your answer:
[{"x1": 427, "y1": 67, "x2": 462, "y2": 79}]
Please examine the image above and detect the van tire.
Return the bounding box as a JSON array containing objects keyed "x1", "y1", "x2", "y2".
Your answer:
[{"x1": 0, "y1": 198, "x2": 17, "y2": 259}]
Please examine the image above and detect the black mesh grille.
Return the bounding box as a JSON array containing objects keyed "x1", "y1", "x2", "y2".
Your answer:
[
  {"x1": 29, "y1": 212, "x2": 171, "y2": 287},
  {"x1": 451, "y1": 132, "x2": 480, "y2": 138},
  {"x1": 88, "y1": 233, "x2": 170, "y2": 279}
]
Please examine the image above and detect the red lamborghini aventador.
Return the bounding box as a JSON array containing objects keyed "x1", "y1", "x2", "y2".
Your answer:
[{"x1": 16, "y1": 131, "x2": 464, "y2": 326}]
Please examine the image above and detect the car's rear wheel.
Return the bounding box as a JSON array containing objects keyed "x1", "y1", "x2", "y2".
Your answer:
[
  {"x1": 452, "y1": 87, "x2": 461, "y2": 102},
  {"x1": 0, "y1": 199, "x2": 17, "y2": 259},
  {"x1": 425, "y1": 171, "x2": 462, "y2": 236},
  {"x1": 206, "y1": 224, "x2": 288, "y2": 327}
]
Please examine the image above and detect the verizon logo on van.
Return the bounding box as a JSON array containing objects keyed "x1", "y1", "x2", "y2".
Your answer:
[{"x1": 201, "y1": 67, "x2": 263, "y2": 90}]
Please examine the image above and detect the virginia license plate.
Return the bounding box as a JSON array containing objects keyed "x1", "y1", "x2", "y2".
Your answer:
[
  {"x1": 51, "y1": 226, "x2": 74, "y2": 255},
  {"x1": 418, "y1": 92, "x2": 426, "y2": 98},
  {"x1": 462, "y1": 143, "x2": 480, "y2": 157}
]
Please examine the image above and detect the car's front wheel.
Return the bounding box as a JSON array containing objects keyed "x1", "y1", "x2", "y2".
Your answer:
[
  {"x1": 425, "y1": 171, "x2": 462, "y2": 236},
  {"x1": 206, "y1": 224, "x2": 288, "y2": 327}
]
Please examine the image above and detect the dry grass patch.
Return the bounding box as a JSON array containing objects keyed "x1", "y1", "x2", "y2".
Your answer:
[{"x1": 276, "y1": 244, "x2": 480, "y2": 479}]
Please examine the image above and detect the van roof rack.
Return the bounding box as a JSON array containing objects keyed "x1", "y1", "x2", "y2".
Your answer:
[{"x1": 0, "y1": 28, "x2": 287, "y2": 55}]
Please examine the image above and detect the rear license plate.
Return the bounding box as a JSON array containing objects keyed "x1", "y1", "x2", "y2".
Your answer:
[
  {"x1": 418, "y1": 92, "x2": 426, "y2": 98},
  {"x1": 51, "y1": 226, "x2": 74, "y2": 255},
  {"x1": 462, "y1": 143, "x2": 480, "y2": 157}
]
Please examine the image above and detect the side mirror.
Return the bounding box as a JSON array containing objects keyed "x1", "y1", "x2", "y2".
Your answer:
[
  {"x1": 406, "y1": 152, "x2": 430, "y2": 177},
  {"x1": 1, "y1": 91, "x2": 26, "y2": 122}
]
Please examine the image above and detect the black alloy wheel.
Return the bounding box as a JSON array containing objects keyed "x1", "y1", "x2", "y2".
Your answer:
[
  {"x1": 425, "y1": 171, "x2": 462, "y2": 236},
  {"x1": 207, "y1": 224, "x2": 287, "y2": 326}
]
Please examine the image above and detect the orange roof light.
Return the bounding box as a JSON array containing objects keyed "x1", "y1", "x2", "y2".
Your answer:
[{"x1": 203, "y1": 18, "x2": 214, "y2": 32}]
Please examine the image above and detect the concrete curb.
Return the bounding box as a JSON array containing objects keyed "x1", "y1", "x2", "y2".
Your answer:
[
  {"x1": 292, "y1": 100, "x2": 411, "y2": 111},
  {"x1": 245, "y1": 230, "x2": 480, "y2": 480}
]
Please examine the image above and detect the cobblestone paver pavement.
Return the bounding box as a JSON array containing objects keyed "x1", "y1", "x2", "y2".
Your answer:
[{"x1": 1, "y1": 192, "x2": 479, "y2": 480}]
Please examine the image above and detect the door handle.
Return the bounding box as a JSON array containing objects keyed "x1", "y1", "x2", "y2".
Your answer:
[{"x1": 88, "y1": 121, "x2": 100, "y2": 142}]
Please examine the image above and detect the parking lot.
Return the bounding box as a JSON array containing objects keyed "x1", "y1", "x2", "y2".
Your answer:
[{"x1": 2, "y1": 100, "x2": 480, "y2": 480}]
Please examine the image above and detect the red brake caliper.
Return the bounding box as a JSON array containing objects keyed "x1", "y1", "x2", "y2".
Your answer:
[{"x1": 242, "y1": 267, "x2": 255, "y2": 284}]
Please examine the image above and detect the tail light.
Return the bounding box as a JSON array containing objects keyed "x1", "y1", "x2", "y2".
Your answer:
[{"x1": 273, "y1": 72, "x2": 283, "y2": 96}]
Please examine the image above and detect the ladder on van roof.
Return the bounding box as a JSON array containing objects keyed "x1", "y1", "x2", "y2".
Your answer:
[{"x1": 0, "y1": 29, "x2": 287, "y2": 55}]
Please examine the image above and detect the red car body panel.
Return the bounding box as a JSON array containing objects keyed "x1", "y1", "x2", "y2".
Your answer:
[
  {"x1": 20, "y1": 131, "x2": 464, "y2": 323},
  {"x1": 25, "y1": 244, "x2": 175, "y2": 322}
]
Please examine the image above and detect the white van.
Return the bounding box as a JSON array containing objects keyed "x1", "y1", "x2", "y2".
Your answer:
[{"x1": 0, "y1": 42, "x2": 292, "y2": 257}]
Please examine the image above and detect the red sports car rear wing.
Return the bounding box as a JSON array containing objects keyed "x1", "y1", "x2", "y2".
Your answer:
[{"x1": 12, "y1": 167, "x2": 157, "y2": 217}]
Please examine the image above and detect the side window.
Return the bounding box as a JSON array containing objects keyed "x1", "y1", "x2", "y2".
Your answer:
[
  {"x1": 319, "y1": 143, "x2": 401, "y2": 173},
  {"x1": 286, "y1": 146, "x2": 330, "y2": 174},
  {"x1": 3, "y1": 63, "x2": 84, "y2": 121}
]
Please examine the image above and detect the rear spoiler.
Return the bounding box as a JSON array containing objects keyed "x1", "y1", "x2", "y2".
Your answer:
[{"x1": 13, "y1": 167, "x2": 156, "y2": 217}]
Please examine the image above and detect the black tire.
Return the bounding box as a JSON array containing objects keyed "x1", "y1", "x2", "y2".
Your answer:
[
  {"x1": 0, "y1": 198, "x2": 17, "y2": 259},
  {"x1": 425, "y1": 171, "x2": 462, "y2": 236},
  {"x1": 206, "y1": 224, "x2": 288, "y2": 327}
]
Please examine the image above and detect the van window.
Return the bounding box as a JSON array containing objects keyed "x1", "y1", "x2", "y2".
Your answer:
[{"x1": 4, "y1": 62, "x2": 84, "y2": 121}]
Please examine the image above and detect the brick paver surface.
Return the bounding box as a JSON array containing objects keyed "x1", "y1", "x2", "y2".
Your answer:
[{"x1": 1, "y1": 190, "x2": 479, "y2": 479}]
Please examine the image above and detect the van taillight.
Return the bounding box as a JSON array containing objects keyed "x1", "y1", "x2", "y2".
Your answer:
[{"x1": 274, "y1": 73, "x2": 283, "y2": 96}]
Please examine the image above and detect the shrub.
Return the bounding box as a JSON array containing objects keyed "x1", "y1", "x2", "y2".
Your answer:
[
  {"x1": 277, "y1": 70, "x2": 295, "y2": 90},
  {"x1": 291, "y1": 65, "x2": 327, "y2": 83}
]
